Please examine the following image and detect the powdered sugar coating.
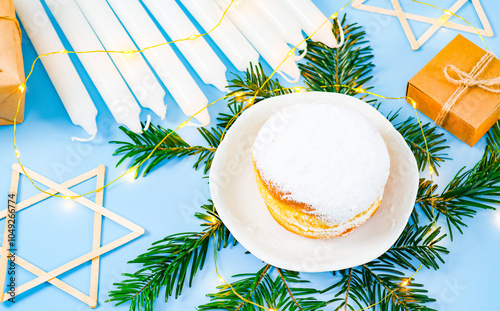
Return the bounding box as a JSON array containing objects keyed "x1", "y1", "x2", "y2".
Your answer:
[{"x1": 252, "y1": 102, "x2": 390, "y2": 225}]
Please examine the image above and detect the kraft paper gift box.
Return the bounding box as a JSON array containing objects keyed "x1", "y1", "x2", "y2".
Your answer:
[
  {"x1": 407, "y1": 34, "x2": 500, "y2": 146},
  {"x1": 0, "y1": 0, "x2": 25, "y2": 126}
]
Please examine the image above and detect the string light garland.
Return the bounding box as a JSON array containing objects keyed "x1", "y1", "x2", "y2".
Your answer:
[
  {"x1": 8, "y1": 0, "x2": 236, "y2": 201},
  {"x1": 3, "y1": 0, "x2": 490, "y2": 309},
  {"x1": 411, "y1": 0, "x2": 488, "y2": 50}
]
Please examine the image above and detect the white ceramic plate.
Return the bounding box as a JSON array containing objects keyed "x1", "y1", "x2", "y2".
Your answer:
[{"x1": 209, "y1": 92, "x2": 419, "y2": 272}]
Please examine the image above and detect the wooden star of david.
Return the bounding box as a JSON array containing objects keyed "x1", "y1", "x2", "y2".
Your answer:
[
  {"x1": 352, "y1": 0, "x2": 493, "y2": 50},
  {"x1": 0, "y1": 164, "x2": 144, "y2": 307}
]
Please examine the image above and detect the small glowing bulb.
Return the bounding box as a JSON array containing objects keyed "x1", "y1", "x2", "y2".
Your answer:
[
  {"x1": 429, "y1": 166, "x2": 434, "y2": 177},
  {"x1": 268, "y1": 309, "x2": 277, "y2": 311},
  {"x1": 427, "y1": 226, "x2": 437, "y2": 235},
  {"x1": 356, "y1": 88, "x2": 365, "y2": 93},
  {"x1": 410, "y1": 99, "x2": 417, "y2": 109},
  {"x1": 14, "y1": 149, "x2": 20, "y2": 159},
  {"x1": 330, "y1": 12, "x2": 338, "y2": 19},
  {"x1": 248, "y1": 97, "x2": 255, "y2": 105},
  {"x1": 209, "y1": 216, "x2": 217, "y2": 224},
  {"x1": 189, "y1": 35, "x2": 197, "y2": 40},
  {"x1": 126, "y1": 168, "x2": 135, "y2": 175},
  {"x1": 293, "y1": 87, "x2": 302, "y2": 92},
  {"x1": 287, "y1": 49, "x2": 295, "y2": 56},
  {"x1": 179, "y1": 121, "x2": 188, "y2": 128},
  {"x1": 401, "y1": 279, "x2": 410, "y2": 286},
  {"x1": 493, "y1": 211, "x2": 500, "y2": 228},
  {"x1": 218, "y1": 276, "x2": 225, "y2": 283},
  {"x1": 58, "y1": 49, "x2": 66, "y2": 54},
  {"x1": 18, "y1": 84, "x2": 25, "y2": 93},
  {"x1": 63, "y1": 196, "x2": 70, "y2": 200},
  {"x1": 439, "y1": 11, "x2": 452, "y2": 23}
]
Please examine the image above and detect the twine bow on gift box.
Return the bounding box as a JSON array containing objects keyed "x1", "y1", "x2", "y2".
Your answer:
[{"x1": 436, "y1": 51, "x2": 500, "y2": 126}]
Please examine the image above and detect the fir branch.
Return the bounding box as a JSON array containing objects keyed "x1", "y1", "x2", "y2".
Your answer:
[
  {"x1": 227, "y1": 63, "x2": 294, "y2": 102},
  {"x1": 110, "y1": 124, "x2": 216, "y2": 177},
  {"x1": 107, "y1": 201, "x2": 235, "y2": 311},
  {"x1": 363, "y1": 261, "x2": 436, "y2": 311},
  {"x1": 378, "y1": 224, "x2": 448, "y2": 271},
  {"x1": 416, "y1": 150, "x2": 500, "y2": 240},
  {"x1": 324, "y1": 224, "x2": 446, "y2": 310},
  {"x1": 300, "y1": 15, "x2": 374, "y2": 95},
  {"x1": 486, "y1": 120, "x2": 500, "y2": 153},
  {"x1": 199, "y1": 266, "x2": 327, "y2": 311},
  {"x1": 218, "y1": 63, "x2": 294, "y2": 131},
  {"x1": 387, "y1": 111, "x2": 450, "y2": 175},
  {"x1": 110, "y1": 64, "x2": 290, "y2": 176},
  {"x1": 324, "y1": 262, "x2": 436, "y2": 311}
]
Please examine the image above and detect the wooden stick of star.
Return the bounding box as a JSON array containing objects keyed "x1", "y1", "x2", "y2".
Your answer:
[
  {"x1": 416, "y1": 0, "x2": 468, "y2": 48},
  {"x1": 390, "y1": 0, "x2": 419, "y2": 50},
  {"x1": 90, "y1": 164, "x2": 105, "y2": 308},
  {"x1": 472, "y1": 0, "x2": 494, "y2": 36}
]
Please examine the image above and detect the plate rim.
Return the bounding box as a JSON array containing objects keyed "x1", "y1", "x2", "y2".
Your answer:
[{"x1": 209, "y1": 92, "x2": 419, "y2": 272}]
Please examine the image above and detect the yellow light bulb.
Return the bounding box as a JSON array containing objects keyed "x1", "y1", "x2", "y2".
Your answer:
[
  {"x1": 401, "y1": 279, "x2": 409, "y2": 286},
  {"x1": 293, "y1": 87, "x2": 302, "y2": 92},
  {"x1": 124, "y1": 50, "x2": 134, "y2": 54},
  {"x1": 58, "y1": 49, "x2": 66, "y2": 54},
  {"x1": 209, "y1": 216, "x2": 217, "y2": 224},
  {"x1": 18, "y1": 84, "x2": 25, "y2": 93},
  {"x1": 63, "y1": 196, "x2": 70, "y2": 200},
  {"x1": 179, "y1": 121, "x2": 188, "y2": 128},
  {"x1": 14, "y1": 149, "x2": 20, "y2": 159},
  {"x1": 429, "y1": 166, "x2": 434, "y2": 177},
  {"x1": 287, "y1": 49, "x2": 295, "y2": 56},
  {"x1": 330, "y1": 13, "x2": 338, "y2": 19},
  {"x1": 439, "y1": 11, "x2": 452, "y2": 23},
  {"x1": 218, "y1": 276, "x2": 225, "y2": 283},
  {"x1": 189, "y1": 35, "x2": 197, "y2": 40},
  {"x1": 494, "y1": 211, "x2": 500, "y2": 228}
]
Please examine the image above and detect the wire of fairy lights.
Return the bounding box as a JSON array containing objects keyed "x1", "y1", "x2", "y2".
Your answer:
[
  {"x1": 8, "y1": 0, "x2": 237, "y2": 200},
  {"x1": 3, "y1": 0, "x2": 489, "y2": 309},
  {"x1": 411, "y1": 0, "x2": 488, "y2": 50},
  {"x1": 8, "y1": 0, "x2": 356, "y2": 201}
]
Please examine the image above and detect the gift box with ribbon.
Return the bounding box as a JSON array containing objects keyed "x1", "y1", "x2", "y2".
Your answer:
[
  {"x1": 407, "y1": 34, "x2": 500, "y2": 146},
  {"x1": 0, "y1": 0, "x2": 24, "y2": 126}
]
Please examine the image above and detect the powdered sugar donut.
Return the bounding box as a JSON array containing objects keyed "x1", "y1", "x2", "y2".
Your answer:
[{"x1": 251, "y1": 102, "x2": 390, "y2": 239}]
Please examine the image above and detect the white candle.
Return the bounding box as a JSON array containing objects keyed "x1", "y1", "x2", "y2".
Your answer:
[
  {"x1": 46, "y1": 0, "x2": 143, "y2": 133},
  {"x1": 142, "y1": 0, "x2": 228, "y2": 92},
  {"x1": 213, "y1": 0, "x2": 301, "y2": 82},
  {"x1": 107, "y1": 0, "x2": 210, "y2": 125},
  {"x1": 279, "y1": 0, "x2": 340, "y2": 48},
  {"x1": 249, "y1": 0, "x2": 307, "y2": 51},
  {"x1": 179, "y1": 0, "x2": 259, "y2": 72},
  {"x1": 14, "y1": 0, "x2": 98, "y2": 137},
  {"x1": 76, "y1": 0, "x2": 167, "y2": 120}
]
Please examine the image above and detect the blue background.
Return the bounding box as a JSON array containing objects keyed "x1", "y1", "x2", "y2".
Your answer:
[{"x1": 0, "y1": 0, "x2": 499, "y2": 310}]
